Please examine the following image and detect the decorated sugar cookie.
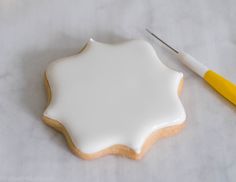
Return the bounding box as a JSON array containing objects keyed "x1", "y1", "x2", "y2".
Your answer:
[{"x1": 42, "y1": 39, "x2": 186, "y2": 160}]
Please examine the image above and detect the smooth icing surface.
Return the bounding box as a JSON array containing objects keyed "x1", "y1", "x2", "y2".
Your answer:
[{"x1": 43, "y1": 39, "x2": 186, "y2": 154}]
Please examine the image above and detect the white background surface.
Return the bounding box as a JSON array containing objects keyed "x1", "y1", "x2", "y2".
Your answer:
[{"x1": 0, "y1": 0, "x2": 236, "y2": 181}]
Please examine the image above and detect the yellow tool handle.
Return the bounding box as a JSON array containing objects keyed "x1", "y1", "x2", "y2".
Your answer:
[
  {"x1": 145, "y1": 29, "x2": 236, "y2": 106},
  {"x1": 204, "y1": 70, "x2": 236, "y2": 105}
]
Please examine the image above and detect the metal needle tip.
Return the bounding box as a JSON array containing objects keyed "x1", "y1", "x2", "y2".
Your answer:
[{"x1": 146, "y1": 28, "x2": 179, "y2": 54}]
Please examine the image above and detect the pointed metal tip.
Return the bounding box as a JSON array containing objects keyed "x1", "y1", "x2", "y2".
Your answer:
[
  {"x1": 145, "y1": 28, "x2": 179, "y2": 54},
  {"x1": 145, "y1": 28, "x2": 151, "y2": 33}
]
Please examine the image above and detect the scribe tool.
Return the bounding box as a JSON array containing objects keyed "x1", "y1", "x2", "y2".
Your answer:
[{"x1": 146, "y1": 28, "x2": 236, "y2": 106}]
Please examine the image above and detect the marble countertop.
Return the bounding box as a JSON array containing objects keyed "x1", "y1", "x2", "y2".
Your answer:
[{"x1": 0, "y1": 0, "x2": 236, "y2": 181}]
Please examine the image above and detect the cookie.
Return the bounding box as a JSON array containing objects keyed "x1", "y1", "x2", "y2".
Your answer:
[{"x1": 42, "y1": 39, "x2": 186, "y2": 160}]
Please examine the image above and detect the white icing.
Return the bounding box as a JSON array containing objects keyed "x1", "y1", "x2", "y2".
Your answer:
[{"x1": 43, "y1": 39, "x2": 186, "y2": 154}]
